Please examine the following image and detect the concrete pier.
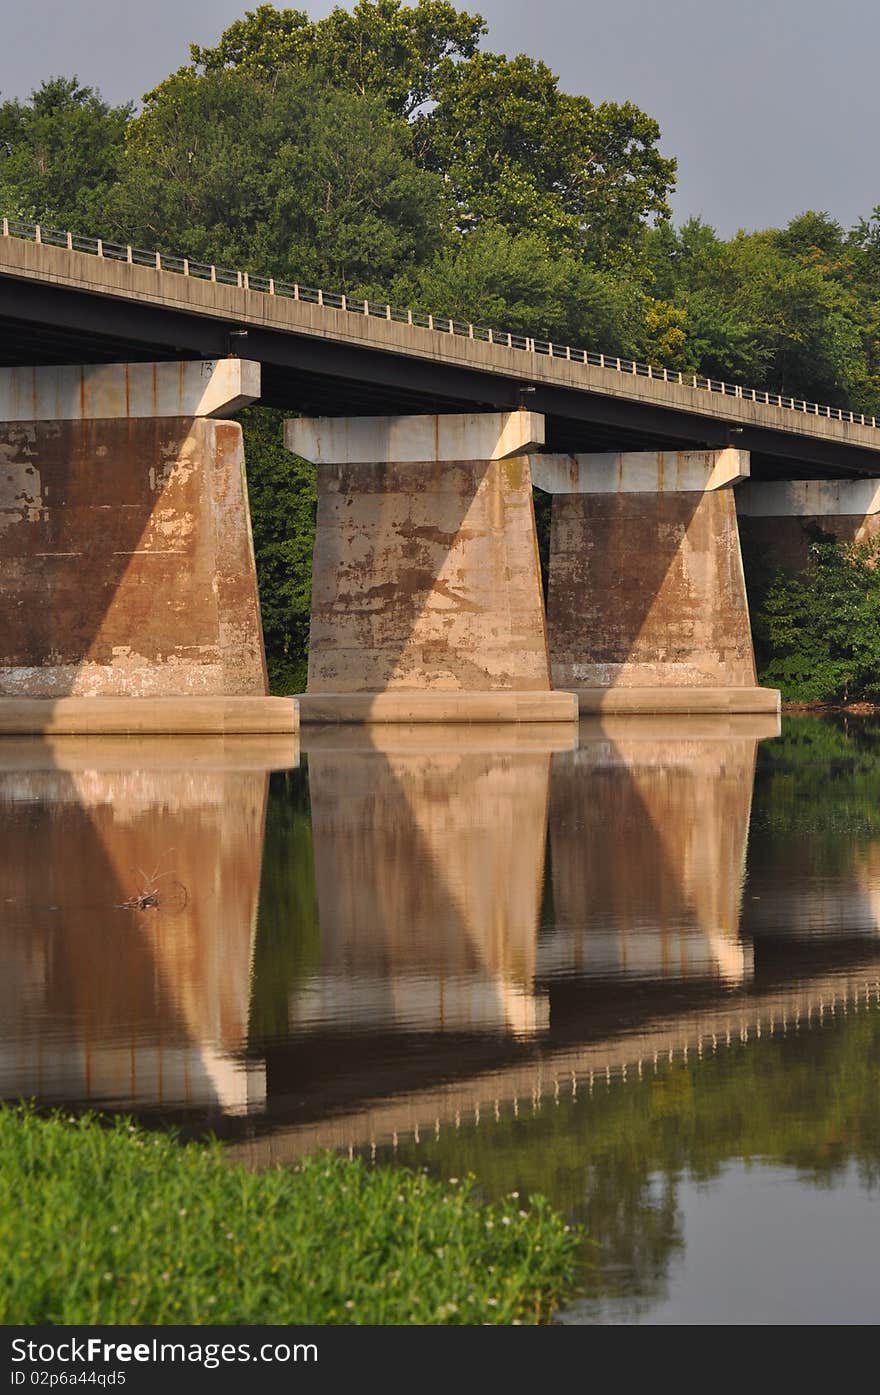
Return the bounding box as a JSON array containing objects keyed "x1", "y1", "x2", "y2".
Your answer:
[
  {"x1": 737, "y1": 479, "x2": 880, "y2": 575},
  {"x1": 529, "y1": 448, "x2": 779, "y2": 715},
  {"x1": 287, "y1": 411, "x2": 576, "y2": 723},
  {"x1": 0, "y1": 360, "x2": 292, "y2": 732}
]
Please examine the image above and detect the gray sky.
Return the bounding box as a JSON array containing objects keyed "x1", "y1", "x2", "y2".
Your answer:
[{"x1": 2, "y1": 0, "x2": 878, "y2": 235}]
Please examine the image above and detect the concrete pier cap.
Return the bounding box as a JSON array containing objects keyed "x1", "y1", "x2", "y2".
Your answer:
[
  {"x1": 737, "y1": 479, "x2": 880, "y2": 517},
  {"x1": 0, "y1": 358, "x2": 260, "y2": 422},
  {"x1": 285, "y1": 409, "x2": 545, "y2": 464},
  {"x1": 529, "y1": 447, "x2": 749, "y2": 495}
]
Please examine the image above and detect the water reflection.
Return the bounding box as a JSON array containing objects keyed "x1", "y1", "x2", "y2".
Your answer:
[
  {"x1": 302, "y1": 725, "x2": 577, "y2": 1038},
  {"x1": 7, "y1": 713, "x2": 880, "y2": 1320},
  {"x1": 546, "y1": 717, "x2": 759, "y2": 985},
  {"x1": 0, "y1": 737, "x2": 297, "y2": 1115}
]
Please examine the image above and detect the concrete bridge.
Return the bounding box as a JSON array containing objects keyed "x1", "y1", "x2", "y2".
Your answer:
[{"x1": 3, "y1": 221, "x2": 879, "y2": 728}]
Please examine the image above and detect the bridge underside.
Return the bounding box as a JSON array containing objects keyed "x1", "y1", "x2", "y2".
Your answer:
[{"x1": 2, "y1": 277, "x2": 878, "y2": 480}]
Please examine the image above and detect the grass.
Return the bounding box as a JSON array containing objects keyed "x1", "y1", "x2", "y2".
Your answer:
[{"x1": 0, "y1": 1106, "x2": 579, "y2": 1325}]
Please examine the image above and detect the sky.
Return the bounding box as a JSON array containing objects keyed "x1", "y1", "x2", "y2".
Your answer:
[{"x1": 2, "y1": 0, "x2": 878, "y2": 235}]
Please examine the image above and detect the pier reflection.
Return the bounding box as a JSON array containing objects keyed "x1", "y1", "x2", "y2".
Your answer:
[
  {"x1": 251, "y1": 715, "x2": 778, "y2": 1152},
  {"x1": 299, "y1": 725, "x2": 577, "y2": 1038},
  {"x1": 546, "y1": 717, "x2": 762, "y2": 986},
  {"x1": 0, "y1": 736, "x2": 298, "y2": 1115},
  {"x1": 14, "y1": 710, "x2": 880, "y2": 1148}
]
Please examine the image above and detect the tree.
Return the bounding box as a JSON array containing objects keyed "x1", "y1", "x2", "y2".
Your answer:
[
  {"x1": 185, "y1": 5, "x2": 674, "y2": 267},
  {"x1": 753, "y1": 533, "x2": 880, "y2": 703},
  {"x1": 395, "y1": 222, "x2": 643, "y2": 352},
  {"x1": 0, "y1": 78, "x2": 131, "y2": 229},
  {"x1": 239, "y1": 408, "x2": 316, "y2": 695},
  {"x1": 189, "y1": 1, "x2": 486, "y2": 117},
  {"x1": 421, "y1": 50, "x2": 675, "y2": 263},
  {"x1": 112, "y1": 67, "x2": 448, "y2": 290},
  {"x1": 643, "y1": 215, "x2": 866, "y2": 404}
]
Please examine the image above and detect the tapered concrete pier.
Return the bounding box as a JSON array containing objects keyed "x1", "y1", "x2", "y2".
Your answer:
[
  {"x1": 286, "y1": 411, "x2": 577, "y2": 723},
  {"x1": 0, "y1": 360, "x2": 296, "y2": 733},
  {"x1": 529, "y1": 448, "x2": 779, "y2": 715}
]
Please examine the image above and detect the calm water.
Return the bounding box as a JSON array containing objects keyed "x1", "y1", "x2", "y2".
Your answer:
[{"x1": 2, "y1": 713, "x2": 880, "y2": 1324}]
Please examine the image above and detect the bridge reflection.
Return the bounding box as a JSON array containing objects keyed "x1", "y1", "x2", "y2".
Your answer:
[
  {"x1": 6, "y1": 713, "x2": 880, "y2": 1148},
  {"x1": 0, "y1": 737, "x2": 296, "y2": 1114}
]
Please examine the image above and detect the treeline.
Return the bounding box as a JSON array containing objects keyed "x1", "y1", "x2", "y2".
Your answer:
[{"x1": 3, "y1": 2, "x2": 879, "y2": 695}]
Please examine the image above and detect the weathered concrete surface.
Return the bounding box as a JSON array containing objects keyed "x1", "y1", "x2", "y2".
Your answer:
[
  {"x1": 530, "y1": 447, "x2": 749, "y2": 494},
  {"x1": 306, "y1": 454, "x2": 553, "y2": 694},
  {"x1": 737, "y1": 479, "x2": 880, "y2": 517},
  {"x1": 738, "y1": 479, "x2": 880, "y2": 575},
  {"x1": 0, "y1": 415, "x2": 267, "y2": 696},
  {"x1": 0, "y1": 697, "x2": 298, "y2": 734},
  {"x1": 0, "y1": 359, "x2": 260, "y2": 422},
  {"x1": 287, "y1": 410, "x2": 545, "y2": 465},
  {"x1": 548, "y1": 489, "x2": 758, "y2": 689}
]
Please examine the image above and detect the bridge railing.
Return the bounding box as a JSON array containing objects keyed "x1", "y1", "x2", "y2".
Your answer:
[{"x1": 3, "y1": 216, "x2": 878, "y2": 431}]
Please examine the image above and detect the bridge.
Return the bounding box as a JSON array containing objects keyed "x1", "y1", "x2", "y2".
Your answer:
[{"x1": 2, "y1": 219, "x2": 877, "y2": 728}]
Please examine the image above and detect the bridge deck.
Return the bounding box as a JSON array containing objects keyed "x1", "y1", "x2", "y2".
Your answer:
[{"x1": 2, "y1": 225, "x2": 880, "y2": 477}]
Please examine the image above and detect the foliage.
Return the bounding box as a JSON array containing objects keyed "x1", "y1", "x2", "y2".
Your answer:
[
  {"x1": 394, "y1": 223, "x2": 643, "y2": 350},
  {"x1": 643, "y1": 214, "x2": 870, "y2": 406},
  {"x1": 751, "y1": 533, "x2": 880, "y2": 703},
  {"x1": 189, "y1": 1, "x2": 486, "y2": 120},
  {"x1": 112, "y1": 68, "x2": 448, "y2": 290},
  {"x1": 239, "y1": 408, "x2": 315, "y2": 694},
  {"x1": 421, "y1": 49, "x2": 674, "y2": 262},
  {"x1": 0, "y1": 78, "x2": 131, "y2": 228},
  {"x1": 0, "y1": 1106, "x2": 579, "y2": 1325}
]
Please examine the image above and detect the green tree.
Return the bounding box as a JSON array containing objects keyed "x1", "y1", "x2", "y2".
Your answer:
[
  {"x1": 0, "y1": 77, "x2": 131, "y2": 228},
  {"x1": 395, "y1": 222, "x2": 643, "y2": 350},
  {"x1": 112, "y1": 67, "x2": 448, "y2": 290},
  {"x1": 422, "y1": 50, "x2": 675, "y2": 263},
  {"x1": 239, "y1": 408, "x2": 316, "y2": 694},
  {"x1": 753, "y1": 533, "x2": 880, "y2": 703},
  {"x1": 190, "y1": 1, "x2": 486, "y2": 118},
  {"x1": 643, "y1": 214, "x2": 866, "y2": 404}
]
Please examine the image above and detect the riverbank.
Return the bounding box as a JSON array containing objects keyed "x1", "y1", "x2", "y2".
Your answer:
[
  {"x1": 782, "y1": 702, "x2": 880, "y2": 715},
  {"x1": 0, "y1": 1106, "x2": 579, "y2": 1325}
]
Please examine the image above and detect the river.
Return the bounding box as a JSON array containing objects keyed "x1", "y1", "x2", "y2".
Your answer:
[{"x1": 2, "y1": 713, "x2": 879, "y2": 1323}]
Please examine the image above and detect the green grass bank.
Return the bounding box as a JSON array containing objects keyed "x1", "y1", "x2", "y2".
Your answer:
[{"x1": 0, "y1": 1107, "x2": 579, "y2": 1325}]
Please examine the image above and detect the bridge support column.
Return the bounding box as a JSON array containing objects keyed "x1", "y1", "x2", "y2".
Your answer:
[
  {"x1": 529, "y1": 449, "x2": 779, "y2": 715},
  {"x1": 285, "y1": 411, "x2": 577, "y2": 723},
  {"x1": 0, "y1": 360, "x2": 296, "y2": 732},
  {"x1": 737, "y1": 480, "x2": 880, "y2": 573}
]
